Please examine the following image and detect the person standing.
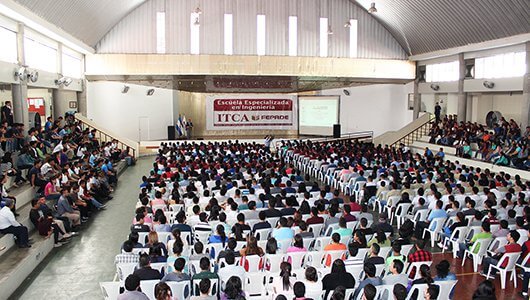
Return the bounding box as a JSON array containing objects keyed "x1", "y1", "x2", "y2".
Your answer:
[
  {"x1": 1, "y1": 101, "x2": 13, "y2": 127},
  {"x1": 434, "y1": 102, "x2": 441, "y2": 123},
  {"x1": 186, "y1": 118, "x2": 193, "y2": 139}
]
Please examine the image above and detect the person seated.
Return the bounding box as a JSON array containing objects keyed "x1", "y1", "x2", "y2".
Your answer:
[
  {"x1": 457, "y1": 221, "x2": 492, "y2": 259},
  {"x1": 407, "y1": 240, "x2": 432, "y2": 279},
  {"x1": 423, "y1": 284, "x2": 440, "y2": 300},
  {"x1": 221, "y1": 276, "x2": 245, "y2": 300},
  {"x1": 298, "y1": 221, "x2": 314, "y2": 239},
  {"x1": 332, "y1": 217, "x2": 353, "y2": 238},
  {"x1": 324, "y1": 233, "x2": 347, "y2": 266},
  {"x1": 272, "y1": 217, "x2": 294, "y2": 241},
  {"x1": 0, "y1": 198, "x2": 30, "y2": 248},
  {"x1": 190, "y1": 241, "x2": 209, "y2": 261},
  {"x1": 354, "y1": 263, "x2": 382, "y2": 299},
  {"x1": 161, "y1": 257, "x2": 191, "y2": 283},
  {"x1": 385, "y1": 243, "x2": 406, "y2": 272},
  {"x1": 194, "y1": 212, "x2": 212, "y2": 232},
  {"x1": 365, "y1": 243, "x2": 385, "y2": 265},
  {"x1": 306, "y1": 207, "x2": 324, "y2": 225},
  {"x1": 29, "y1": 198, "x2": 67, "y2": 248},
  {"x1": 153, "y1": 214, "x2": 171, "y2": 232},
  {"x1": 133, "y1": 253, "x2": 162, "y2": 280},
  {"x1": 252, "y1": 210, "x2": 272, "y2": 232},
  {"x1": 170, "y1": 210, "x2": 192, "y2": 232},
  {"x1": 393, "y1": 284, "x2": 408, "y2": 300},
  {"x1": 115, "y1": 240, "x2": 140, "y2": 265},
  {"x1": 368, "y1": 229, "x2": 390, "y2": 247},
  {"x1": 383, "y1": 259, "x2": 409, "y2": 286},
  {"x1": 481, "y1": 230, "x2": 521, "y2": 278},
  {"x1": 361, "y1": 284, "x2": 377, "y2": 300},
  {"x1": 190, "y1": 278, "x2": 217, "y2": 300},
  {"x1": 286, "y1": 234, "x2": 307, "y2": 253},
  {"x1": 192, "y1": 257, "x2": 219, "y2": 280},
  {"x1": 343, "y1": 242, "x2": 363, "y2": 266},
  {"x1": 269, "y1": 262, "x2": 296, "y2": 298},
  {"x1": 322, "y1": 259, "x2": 355, "y2": 299},
  {"x1": 218, "y1": 252, "x2": 246, "y2": 287},
  {"x1": 117, "y1": 275, "x2": 150, "y2": 300}
]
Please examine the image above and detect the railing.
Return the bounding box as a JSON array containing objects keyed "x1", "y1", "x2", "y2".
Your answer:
[
  {"x1": 315, "y1": 131, "x2": 374, "y2": 143},
  {"x1": 74, "y1": 113, "x2": 139, "y2": 158},
  {"x1": 390, "y1": 114, "x2": 435, "y2": 147}
]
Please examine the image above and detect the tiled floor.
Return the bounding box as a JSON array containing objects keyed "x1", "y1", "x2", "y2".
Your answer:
[{"x1": 10, "y1": 158, "x2": 151, "y2": 300}]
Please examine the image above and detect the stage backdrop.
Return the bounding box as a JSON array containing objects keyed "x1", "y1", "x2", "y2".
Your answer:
[{"x1": 206, "y1": 94, "x2": 298, "y2": 131}]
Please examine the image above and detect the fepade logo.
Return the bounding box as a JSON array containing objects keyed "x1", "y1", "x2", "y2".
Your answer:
[{"x1": 216, "y1": 114, "x2": 290, "y2": 123}]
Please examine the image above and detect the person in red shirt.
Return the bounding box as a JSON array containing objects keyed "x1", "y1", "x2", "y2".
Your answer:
[
  {"x1": 306, "y1": 207, "x2": 324, "y2": 225},
  {"x1": 407, "y1": 239, "x2": 433, "y2": 279},
  {"x1": 481, "y1": 230, "x2": 522, "y2": 277}
]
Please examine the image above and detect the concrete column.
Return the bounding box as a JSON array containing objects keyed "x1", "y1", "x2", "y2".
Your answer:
[
  {"x1": 457, "y1": 53, "x2": 467, "y2": 122},
  {"x1": 77, "y1": 80, "x2": 87, "y2": 116},
  {"x1": 11, "y1": 84, "x2": 29, "y2": 128},
  {"x1": 521, "y1": 41, "x2": 530, "y2": 129},
  {"x1": 52, "y1": 89, "x2": 75, "y2": 119},
  {"x1": 12, "y1": 22, "x2": 29, "y2": 129},
  {"x1": 413, "y1": 79, "x2": 421, "y2": 119}
]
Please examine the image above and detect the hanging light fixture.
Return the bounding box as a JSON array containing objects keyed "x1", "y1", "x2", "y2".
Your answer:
[
  {"x1": 344, "y1": 20, "x2": 351, "y2": 28},
  {"x1": 368, "y1": 2, "x2": 377, "y2": 13},
  {"x1": 194, "y1": 6, "x2": 202, "y2": 15},
  {"x1": 327, "y1": 25, "x2": 333, "y2": 35}
]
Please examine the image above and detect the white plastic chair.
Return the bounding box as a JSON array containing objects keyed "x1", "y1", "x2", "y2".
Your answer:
[
  {"x1": 462, "y1": 238, "x2": 493, "y2": 272},
  {"x1": 486, "y1": 252, "x2": 521, "y2": 289},
  {"x1": 441, "y1": 226, "x2": 468, "y2": 258},
  {"x1": 169, "y1": 204, "x2": 184, "y2": 212},
  {"x1": 309, "y1": 223, "x2": 325, "y2": 237},
  {"x1": 405, "y1": 261, "x2": 432, "y2": 280},
  {"x1": 375, "y1": 284, "x2": 395, "y2": 300},
  {"x1": 192, "y1": 278, "x2": 218, "y2": 296},
  {"x1": 409, "y1": 209, "x2": 429, "y2": 227},
  {"x1": 116, "y1": 263, "x2": 137, "y2": 281},
  {"x1": 194, "y1": 231, "x2": 210, "y2": 244},
  {"x1": 486, "y1": 237, "x2": 508, "y2": 256},
  {"x1": 422, "y1": 217, "x2": 447, "y2": 248},
  {"x1": 305, "y1": 251, "x2": 326, "y2": 268},
  {"x1": 246, "y1": 272, "x2": 267, "y2": 297},
  {"x1": 287, "y1": 252, "x2": 307, "y2": 269},
  {"x1": 166, "y1": 280, "x2": 191, "y2": 300},
  {"x1": 140, "y1": 280, "x2": 160, "y2": 300},
  {"x1": 265, "y1": 253, "x2": 285, "y2": 273},
  {"x1": 405, "y1": 283, "x2": 428, "y2": 300},
  {"x1": 205, "y1": 243, "x2": 224, "y2": 260},
  {"x1": 394, "y1": 203, "x2": 412, "y2": 228},
  {"x1": 240, "y1": 255, "x2": 263, "y2": 272},
  {"x1": 378, "y1": 246, "x2": 392, "y2": 259},
  {"x1": 254, "y1": 228, "x2": 272, "y2": 241},
  {"x1": 152, "y1": 204, "x2": 167, "y2": 212},
  {"x1": 100, "y1": 281, "x2": 121, "y2": 300},
  {"x1": 434, "y1": 280, "x2": 457, "y2": 300}
]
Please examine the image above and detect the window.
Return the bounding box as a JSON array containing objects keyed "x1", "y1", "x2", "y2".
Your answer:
[
  {"x1": 156, "y1": 12, "x2": 166, "y2": 54},
  {"x1": 0, "y1": 26, "x2": 17, "y2": 63},
  {"x1": 349, "y1": 19, "x2": 358, "y2": 58},
  {"x1": 62, "y1": 51, "x2": 82, "y2": 78},
  {"x1": 224, "y1": 14, "x2": 233, "y2": 55},
  {"x1": 425, "y1": 61, "x2": 459, "y2": 82},
  {"x1": 319, "y1": 18, "x2": 328, "y2": 57},
  {"x1": 288, "y1": 16, "x2": 297, "y2": 56},
  {"x1": 190, "y1": 13, "x2": 200, "y2": 54},
  {"x1": 256, "y1": 15, "x2": 266, "y2": 56},
  {"x1": 475, "y1": 52, "x2": 526, "y2": 79},
  {"x1": 24, "y1": 36, "x2": 57, "y2": 73}
]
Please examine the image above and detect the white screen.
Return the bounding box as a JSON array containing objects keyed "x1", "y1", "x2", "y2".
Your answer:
[{"x1": 298, "y1": 96, "x2": 340, "y2": 136}]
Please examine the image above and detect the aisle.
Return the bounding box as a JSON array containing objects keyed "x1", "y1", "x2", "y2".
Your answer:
[{"x1": 11, "y1": 157, "x2": 152, "y2": 300}]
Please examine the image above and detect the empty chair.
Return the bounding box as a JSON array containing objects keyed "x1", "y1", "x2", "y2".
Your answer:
[
  {"x1": 441, "y1": 227, "x2": 468, "y2": 258},
  {"x1": 462, "y1": 238, "x2": 493, "y2": 272},
  {"x1": 100, "y1": 281, "x2": 121, "y2": 300},
  {"x1": 434, "y1": 280, "x2": 458, "y2": 300},
  {"x1": 394, "y1": 203, "x2": 413, "y2": 228}
]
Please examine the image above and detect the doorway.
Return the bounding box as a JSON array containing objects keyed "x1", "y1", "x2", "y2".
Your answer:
[{"x1": 138, "y1": 116, "x2": 150, "y2": 141}]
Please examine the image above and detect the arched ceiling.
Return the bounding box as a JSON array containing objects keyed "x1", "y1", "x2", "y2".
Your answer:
[
  {"x1": 352, "y1": 0, "x2": 530, "y2": 55},
  {"x1": 10, "y1": 0, "x2": 530, "y2": 56}
]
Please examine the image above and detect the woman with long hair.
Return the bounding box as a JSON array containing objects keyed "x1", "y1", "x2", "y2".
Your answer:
[
  {"x1": 154, "y1": 282, "x2": 172, "y2": 300},
  {"x1": 322, "y1": 259, "x2": 355, "y2": 299},
  {"x1": 209, "y1": 224, "x2": 228, "y2": 247},
  {"x1": 287, "y1": 234, "x2": 307, "y2": 253},
  {"x1": 269, "y1": 262, "x2": 296, "y2": 298},
  {"x1": 221, "y1": 276, "x2": 245, "y2": 300},
  {"x1": 146, "y1": 231, "x2": 168, "y2": 257},
  {"x1": 239, "y1": 235, "x2": 264, "y2": 256},
  {"x1": 368, "y1": 229, "x2": 390, "y2": 247}
]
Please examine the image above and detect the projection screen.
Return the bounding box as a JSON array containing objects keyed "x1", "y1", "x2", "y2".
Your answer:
[{"x1": 298, "y1": 96, "x2": 340, "y2": 136}]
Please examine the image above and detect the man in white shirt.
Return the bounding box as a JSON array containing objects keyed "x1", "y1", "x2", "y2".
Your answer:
[
  {"x1": 0, "y1": 199, "x2": 30, "y2": 248},
  {"x1": 217, "y1": 252, "x2": 245, "y2": 286}
]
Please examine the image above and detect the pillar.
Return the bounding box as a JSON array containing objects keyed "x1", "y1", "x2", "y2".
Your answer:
[
  {"x1": 12, "y1": 22, "x2": 29, "y2": 129},
  {"x1": 76, "y1": 80, "x2": 87, "y2": 116},
  {"x1": 457, "y1": 53, "x2": 467, "y2": 122},
  {"x1": 413, "y1": 78, "x2": 421, "y2": 119},
  {"x1": 522, "y1": 41, "x2": 530, "y2": 129},
  {"x1": 52, "y1": 89, "x2": 76, "y2": 119}
]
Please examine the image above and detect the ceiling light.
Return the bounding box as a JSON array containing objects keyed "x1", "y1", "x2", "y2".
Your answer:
[
  {"x1": 194, "y1": 6, "x2": 202, "y2": 15},
  {"x1": 327, "y1": 25, "x2": 333, "y2": 35},
  {"x1": 344, "y1": 21, "x2": 351, "y2": 28},
  {"x1": 121, "y1": 85, "x2": 130, "y2": 94},
  {"x1": 368, "y1": 2, "x2": 377, "y2": 13},
  {"x1": 147, "y1": 88, "x2": 155, "y2": 96},
  {"x1": 193, "y1": 17, "x2": 200, "y2": 26}
]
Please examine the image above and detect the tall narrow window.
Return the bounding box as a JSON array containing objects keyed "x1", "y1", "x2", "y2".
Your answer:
[
  {"x1": 190, "y1": 13, "x2": 200, "y2": 54},
  {"x1": 288, "y1": 16, "x2": 297, "y2": 56},
  {"x1": 224, "y1": 14, "x2": 233, "y2": 55},
  {"x1": 349, "y1": 19, "x2": 358, "y2": 58},
  {"x1": 319, "y1": 18, "x2": 328, "y2": 57},
  {"x1": 0, "y1": 26, "x2": 17, "y2": 63},
  {"x1": 156, "y1": 12, "x2": 166, "y2": 54},
  {"x1": 257, "y1": 15, "x2": 266, "y2": 56}
]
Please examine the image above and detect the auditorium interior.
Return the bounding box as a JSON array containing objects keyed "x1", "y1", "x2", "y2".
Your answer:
[{"x1": 0, "y1": 0, "x2": 529, "y2": 299}]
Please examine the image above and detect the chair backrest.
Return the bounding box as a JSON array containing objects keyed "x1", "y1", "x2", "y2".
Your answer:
[
  {"x1": 266, "y1": 253, "x2": 286, "y2": 273},
  {"x1": 375, "y1": 284, "x2": 395, "y2": 300},
  {"x1": 430, "y1": 217, "x2": 447, "y2": 232},
  {"x1": 131, "y1": 248, "x2": 149, "y2": 255},
  {"x1": 396, "y1": 203, "x2": 412, "y2": 216},
  {"x1": 345, "y1": 264, "x2": 365, "y2": 283},
  {"x1": 100, "y1": 282, "x2": 121, "y2": 300},
  {"x1": 401, "y1": 244, "x2": 415, "y2": 257},
  {"x1": 496, "y1": 252, "x2": 521, "y2": 270},
  {"x1": 378, "y1": 247, "x2": 392, "y2": 259},
  {"x1": 287, "y1": 252, "x2": 307, "y2": 269},
  {"x1": 152, "y1": 204, "x2": 167, "y2": 212},
  {"x1": 205, "y1": 243, "x2": 225, "y2": 260},
  {"x1": 451, "y1": 227, "x2": 469, "y2": 243},
  {"x1": 157, "y1": 232, "x2": 173, "y2": 246},
  {"x1": 246, "y1": 272, "x2": 267, "y2": 297},
  {"x1": 434, "y1": 280, "x2": 457, "y2": 300},
  {"x1": 169, "y1": 204, "x2": 184, "y2": 212},
  {"x1": 277, "y1": 239, "x2": 292, "y2": 254},
  {"x1": 140, "y1": 280, "x2": 159, "y2": 300},
  {"x1": 193, "y1": 278, "x2": 218, "y2": 296},
  {"x1": 472, "y1": 238, "x2": 493, "y2": 256},
  {"x1": 313, "y1": 236, "x2": 332, "y2": 251},
  {"x1": 309, "y1": 223, "x2": 324, "y2": 237},
  {"x1": 240, "y1": 255, "x2": 263, "y2": 272},
  {"x1": 405, "y1": 283, "x2": 428, "y2": 300},
  {"x1": 406, "y1": 261, "x2": 432, "y2": 280},
  {"x1": 324, "y1": 250, "x2": 346, "y2": 265},
  {"x1": 166, "y1": 281, "x2": 191, "y2": 300},
  {"x1": 414, "y1": 209, "x2": 429, "y2": 222},
  {"x1": 138, "y1": 232, "x2": 149, "y2": 245},
  {"x1": 488, "y1": 237, "x2": 508, "y2": 252},
  {"x1": 117, "y1": 263, "x2": 137, "y2": 281},
  {"x1": 254, "y1": 228, "x2": 272, "y2": 241}
]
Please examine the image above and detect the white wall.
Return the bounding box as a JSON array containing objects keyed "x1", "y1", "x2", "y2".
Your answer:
[
  {"x1": 471, "y1": 92, "x2": 524, "y2": 125},
  {"x1": 320, "y1": 83, "x2": 414, "y2": 137},
  {"x1": 87, "y1": 81, "x2": 174, "y2": 141}
]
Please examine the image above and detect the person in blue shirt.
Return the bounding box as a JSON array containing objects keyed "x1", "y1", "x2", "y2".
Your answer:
[
  {"x1": 44, "y1": 117, "x2": 53, "y2": 132},
  {"x1": 414, "y1": 200, "x2": 447, "y2": 239},
  {"x1": 272, "y1": 217, "x2": 294, "y2": 241}
]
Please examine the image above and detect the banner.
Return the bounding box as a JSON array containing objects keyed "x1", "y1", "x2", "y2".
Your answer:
[{"x1": 206, "y1": 95, "x2": 297, "y2": 130}]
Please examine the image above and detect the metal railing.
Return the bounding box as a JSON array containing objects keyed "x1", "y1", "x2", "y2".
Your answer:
[
  {"x1": 74, "y1": 114, "x2": 138, "y2": 158},
  {"x1": 390, "y1": 115, "x2": 435, "y2": 147},
  {"x1": 316, "y1": 131, "x2": 374, "y2": 143}
]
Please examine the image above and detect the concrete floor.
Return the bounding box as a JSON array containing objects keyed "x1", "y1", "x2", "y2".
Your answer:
[{"x1": 11, "y1": 157, "x2": 151, "y2": 300}]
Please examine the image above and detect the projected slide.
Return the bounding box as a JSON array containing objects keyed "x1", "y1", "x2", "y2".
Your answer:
[{"x1": 298, "y1": 96, "x2": 340, "y2": 136}]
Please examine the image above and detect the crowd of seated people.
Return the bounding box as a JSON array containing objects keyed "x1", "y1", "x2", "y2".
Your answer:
[
  {"x1": 111, "y1": 138, "x2": 530, "y2": 300},
  {"x1": 0, "y1": 113, "x2": 123, "y2": 248},
  {"x1": 427, "y1": 114, "x2": 530, "y2": 169}
]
